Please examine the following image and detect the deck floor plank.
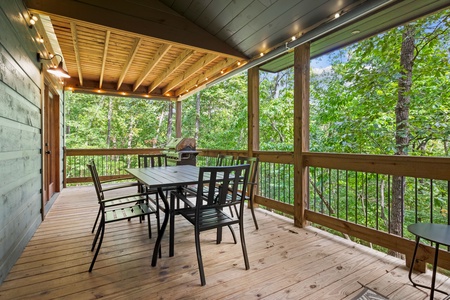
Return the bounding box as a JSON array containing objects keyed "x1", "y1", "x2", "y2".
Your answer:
[{"x1": 0, "y1": 185, "x2": 448, "y2": 299}]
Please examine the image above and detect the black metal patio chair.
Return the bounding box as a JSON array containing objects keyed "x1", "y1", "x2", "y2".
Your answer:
[
  {"x1": 170, "y1": 164, "x2": 250, "y2": 285},
  {"x1": 87, "y1": 161, "x2": 158, "y2": 272},
  {"x1": 88, "y1": 159, "x2": 147, "y2": 234}
]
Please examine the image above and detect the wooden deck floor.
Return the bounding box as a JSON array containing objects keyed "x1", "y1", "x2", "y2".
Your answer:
[{"x1": 1, "y1": 186, "x2": 450, "y2": 299}]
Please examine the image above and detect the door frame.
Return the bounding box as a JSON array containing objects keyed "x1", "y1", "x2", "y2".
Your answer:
[{"x1": 41, "y1": 81, "x2": 61, "y2": 219}]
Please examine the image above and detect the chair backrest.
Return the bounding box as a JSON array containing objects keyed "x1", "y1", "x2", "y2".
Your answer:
[
  {"x1": 196, "y1": 164, "x2": 250, "y2": 210},
  {"x1": 216, "y1": 154, "x2": 234, "y2": 166},
  {"x1": 87, "y1": 160, "x2": 105, "y2": 202},
  {"x1": 236, "y1": 156, "x2": 259, "y2": 196},
  {"x1": 138, "y1": 154, "x2": 168, "y2": 168}
]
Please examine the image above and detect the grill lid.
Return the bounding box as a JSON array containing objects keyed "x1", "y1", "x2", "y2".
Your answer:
[{"x1": 165, "y1": 138, "x2": 196, "y2": 151}]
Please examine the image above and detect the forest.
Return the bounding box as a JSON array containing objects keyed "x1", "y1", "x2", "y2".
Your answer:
[{"x1": 65, "y1": 9, "x2": 450, "y2": 248}]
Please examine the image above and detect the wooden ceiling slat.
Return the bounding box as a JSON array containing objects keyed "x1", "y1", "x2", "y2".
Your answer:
[
  {"x1": 117, "y1": 37, "x2": 142, "y2": 90},
  {"x1": 133, "y1": 44, "x2": 171, "y2": 92},
  {"x1": 99, "y1": 30, "x2": 110, "y2": 89},
  {"x1": 163, "y1": 53, "x2": 218, "y2": 94},
  {"x1": 70, "y1": 22, "x2": 83, "y2": 86},
  {"x1": 148, "y1": 49, "x2": 195, "y2": 93},
  {"x1": 175, "y1": 57, "x2": 237, "y2": 96}
]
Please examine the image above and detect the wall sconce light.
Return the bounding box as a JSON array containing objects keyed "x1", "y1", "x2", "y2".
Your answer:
[{"x1": 37, "y1": 53, "x2": 71, "y2": 78}]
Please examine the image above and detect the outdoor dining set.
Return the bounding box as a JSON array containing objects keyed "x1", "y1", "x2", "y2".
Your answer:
[{"x1": 86, "y1": 154, "x2": 259, "y2": 286}]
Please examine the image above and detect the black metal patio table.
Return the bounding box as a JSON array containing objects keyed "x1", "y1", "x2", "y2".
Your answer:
[
  {"x1": 126, "y1": 165, "x2": 202, "y2": 266},
  {"x1": 408, "y1": 223, "x2": 450, "y2": 300}
]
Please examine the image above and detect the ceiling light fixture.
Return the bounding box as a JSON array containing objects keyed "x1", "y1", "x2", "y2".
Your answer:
[{"x1": 37, "y1": 53, "x2": 71, "y2": 78}]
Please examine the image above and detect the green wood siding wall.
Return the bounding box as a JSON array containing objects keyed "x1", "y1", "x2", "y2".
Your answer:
[{"x1": 0, "y1": 0, "x2": 44, "y2": 284}]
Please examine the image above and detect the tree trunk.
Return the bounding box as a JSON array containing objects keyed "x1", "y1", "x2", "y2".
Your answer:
[
  {"x1": 195, "y1": 91, "x2": 201, "y2": 140},
  {"x1": 167, "y1": 101, "x2": 173, "y2": 140},
  {"x1": 126, "y1": 116, "x2": 135, "y2": 167},
  {"x1": 106, "y1": 97, "x2": 113, "y2": 148},
  {"x1": 390, "y1": 25, "x2": 415, "y2": 257},
  {"x1": 154, "y1": 106, "x2": 165, "y2": 146}
]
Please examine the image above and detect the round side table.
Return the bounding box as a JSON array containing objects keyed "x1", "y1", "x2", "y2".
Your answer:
[{"x1": 408, "y1": 223, "x2": 450, "y2": 300}]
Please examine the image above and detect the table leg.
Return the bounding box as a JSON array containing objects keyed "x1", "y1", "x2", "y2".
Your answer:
[
  {"x1": 430, "y1": 243, "x2": 439, "y2": 300},
  {"x1": 151, "y1": 187, "x2": 169, "y2": 267},
  {"x1": 169, "y1": 191, "x2": 175, "y2": 257},
  {"x1": 408, "y1": 236, "x2": 420, "y2": 287},
  {"x1": 409, "y1": 237, "x2": 448, "y2": 299}
]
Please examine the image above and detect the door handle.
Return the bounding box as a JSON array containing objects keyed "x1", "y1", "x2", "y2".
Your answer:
[{"x1": 45, "y1": 150, "x2": 51, "y2": 154}]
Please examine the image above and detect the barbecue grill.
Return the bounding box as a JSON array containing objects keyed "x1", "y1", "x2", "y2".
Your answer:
[{"x1": 162, "y1": 138, "x2": 199, "y2": 166}]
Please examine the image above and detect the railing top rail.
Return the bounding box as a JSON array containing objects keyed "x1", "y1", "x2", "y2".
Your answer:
[
  {"x1": 65, "y1": 148, "x2": 164, "y2": 156},
  {"x1": 303, "y1": 152, "x2": 450, "y2": 181}
]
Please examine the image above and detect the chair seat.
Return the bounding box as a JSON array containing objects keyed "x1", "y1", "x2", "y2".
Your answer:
[
  {"x1": 104, "y1": 202, "x2": 157, "y2": 223},
  {"x1": 180, "y1": 208, "x2": 238, "y2": 231}
]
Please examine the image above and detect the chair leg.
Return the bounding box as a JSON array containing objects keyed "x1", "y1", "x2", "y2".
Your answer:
[
  {"x1": 216, "y1": 227, "x2": 222, "y2": 244},
  {"x1": 92, "y1": 207, "x2": 101, "y2": 233},
  {"x1": 91, "y1": 216, "x2": 103, "y2": 251},
  {"x1": 228, "y1": 225, "x2": 237, "y2": 244},
  {"x1": 147, "y1": 209, "x2": 152, "y2": 239},
  {"x1": 239, "y1": 222, "x2": 250, "y2": 270},
  {"x1": 249, "y1": 198, "x2": 259, "y2": 230},
  {"x1": 89, "y1": 220, "x2": 105, "y2": 272},
  {"x1": 194, "y1": 230, "x2": 206, "y2": 286}
]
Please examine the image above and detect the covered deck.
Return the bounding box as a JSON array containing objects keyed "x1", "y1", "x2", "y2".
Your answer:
[{"x1": 1, "y1": 185, "x2": 448, "y2": 299}]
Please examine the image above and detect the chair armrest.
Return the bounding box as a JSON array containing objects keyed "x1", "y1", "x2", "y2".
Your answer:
[
  {"x1": 172, "y1": 189, "x2": 196, "y2": 209},
  {"x1": 100, "y1": 193, "x2": 146, "y2": 204},
  {"x1": 102, "y1": 181, "x2": 139, "y2": 192}
]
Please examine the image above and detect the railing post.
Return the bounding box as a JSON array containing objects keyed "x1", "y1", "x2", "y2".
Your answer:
[{"x1": 294, "y1": 43, "x2": 310, "y2": 228}]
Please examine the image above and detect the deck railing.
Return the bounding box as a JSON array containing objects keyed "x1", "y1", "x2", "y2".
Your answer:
[{"x1": 64, "y1": 148, "x2": 450, "y2": 270}]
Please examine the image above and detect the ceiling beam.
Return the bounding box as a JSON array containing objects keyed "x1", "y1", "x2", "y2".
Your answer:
[
  {"x1": 162, "y1": 53, "x2": 218, "y2": 95},
  {"x1": 65, "y1": 78, "x2": 175, "y2": 101},
  {"x1": 25, "y1": 0, "x2": 247, "y2": 59},
  {"x1": 70, "y1": 22, "x2": 83, "y2": 86},
  {"x1": 133, "y1": 44, "x2": 171, "y2": 92},
  {"x1": 117, "y1": 37, "x2": 142, "y2": 90},
  {"x1": 148, "y1": 49, "x2": 194, "y2": 94},
  {"x1": 99, "y1": 30, "x2": 110, "y2": 89},
  {"x1": 175, "y1": 58, "x2": 238, "y2": 97}
]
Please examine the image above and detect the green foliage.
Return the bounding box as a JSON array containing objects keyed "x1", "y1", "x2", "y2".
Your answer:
[
  {"x1": 65, "y1": 93, "x2": 172, "y2": 148},
  {"x1": 181, "y1": 74, "x2": 248, "y2": 150},
  {"x1": 310, "y1": 10, "x2": 450, "y2": 156}
]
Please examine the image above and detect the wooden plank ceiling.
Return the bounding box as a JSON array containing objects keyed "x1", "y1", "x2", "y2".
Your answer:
[{"x1": 25, "y1": 0, "x2": 450, "y2": 101}]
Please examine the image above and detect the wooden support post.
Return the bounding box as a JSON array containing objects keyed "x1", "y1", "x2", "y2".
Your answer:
[
  {"x1": 176, "y1": 100, "x2": 182, "y2": 138},
  {"x1": 248, "y1": 66, "x2": 260, "y2": 208},
  {"x1": 294, "y1": 43, "x2": 310, "y2": 228},
  {"x1": 247, "y1": 67, "x2": 260, "y2": 156}
]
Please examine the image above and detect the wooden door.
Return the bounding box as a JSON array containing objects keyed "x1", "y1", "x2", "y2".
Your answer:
[{"x1": 43, "y1": 85, "x2": 60, "y2": 209}]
